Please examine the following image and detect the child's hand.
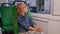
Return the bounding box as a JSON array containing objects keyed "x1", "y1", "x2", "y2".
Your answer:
[
  {"x1": 29, "y1": 26, "x2": 37, "y2": 31},
  {"x1": 36, "y1": 27, "x2": 43, "y2": 32},
  {"x1": 33, "y1": 24, "x2": 39, "y2": 29},
  {"x1": 33, "y1": 24, "x2": 43, "y2": 32}
]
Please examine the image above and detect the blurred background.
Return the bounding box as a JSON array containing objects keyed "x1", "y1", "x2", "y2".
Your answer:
[{"x1": 7, "y1": 0, "x2": 51, "y2": 14}]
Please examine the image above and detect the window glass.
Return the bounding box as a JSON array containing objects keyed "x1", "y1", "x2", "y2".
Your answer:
[{"x1": 26, "y1": 0, "x2": 51, "y2": 14}]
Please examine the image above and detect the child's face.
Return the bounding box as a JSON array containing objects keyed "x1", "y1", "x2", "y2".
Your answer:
[
  {"x1": 17, "y1": 3, "x2": 28, "y2": 14},
  {"x1": 22, "y1": 4, "x2": 28, "y2": 13}
]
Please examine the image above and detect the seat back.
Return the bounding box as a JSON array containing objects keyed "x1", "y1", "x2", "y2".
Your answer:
[{"x1": 0, "y1": 3, "x2": 18, "y2": 34}]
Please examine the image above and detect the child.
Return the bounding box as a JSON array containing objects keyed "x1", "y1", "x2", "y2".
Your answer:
[{"x1": 17, "y1": 2, "x2": 43, "y2": 34}]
